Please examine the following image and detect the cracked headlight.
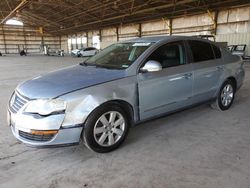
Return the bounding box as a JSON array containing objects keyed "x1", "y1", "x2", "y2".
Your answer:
[{"x1": 24, "y1": 99, "x2": 66, "y2": 116}]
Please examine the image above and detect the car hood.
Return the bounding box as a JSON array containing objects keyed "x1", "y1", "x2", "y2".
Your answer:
[{"x1": 17, "y1": 65, "x2": 127, "y2": 99}]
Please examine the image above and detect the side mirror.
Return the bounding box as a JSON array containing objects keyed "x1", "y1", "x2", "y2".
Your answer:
[{"x1": 140, "y1": 60, "x2": 162, "y2": 73}]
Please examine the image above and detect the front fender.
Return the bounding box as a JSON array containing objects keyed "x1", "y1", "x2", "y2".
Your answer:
[{"x1": 59, "y1": 76, "x2": 138, "y2": 128}]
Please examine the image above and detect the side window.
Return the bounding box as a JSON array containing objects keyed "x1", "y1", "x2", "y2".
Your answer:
[
  {"x1": 212, "y1": 45, "x2": 221, "y2": 59},
  {"x1": 188, "y1": 40, "x2": 214, "y2": 62},
  {"x1": 85, "y1": 47, "x2": 95, "y2": 51},
  {"x1": 146, "y1": 42, "x2": 185, "y2": 68}
]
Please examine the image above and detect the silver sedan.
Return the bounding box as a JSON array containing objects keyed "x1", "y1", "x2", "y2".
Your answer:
[{"x1": 8, "y1": 36, "x2": 245, "y2": 153}]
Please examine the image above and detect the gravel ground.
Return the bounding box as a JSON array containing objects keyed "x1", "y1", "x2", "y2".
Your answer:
[{"x1": 0, "y1": 55, "x2": 250, "y2": 188}]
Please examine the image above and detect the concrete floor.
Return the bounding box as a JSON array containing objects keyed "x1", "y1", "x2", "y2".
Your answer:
[{"x1": 0, "y1": 55, "x2": 250, "y2": 188}]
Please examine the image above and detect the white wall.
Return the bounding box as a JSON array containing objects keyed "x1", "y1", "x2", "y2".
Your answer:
[
  {"x1": 101, "y1": 27, "x2": 117, "y2": 49},
  {"x1": 217, "y1": 7, "x2": 250, "y2": 34},
  {"x1": 215, "y1": 7, "x2": 250, "y2": 55},
  {"x1": 0, "y1": 25, "x2": 61, "y2": 54}
]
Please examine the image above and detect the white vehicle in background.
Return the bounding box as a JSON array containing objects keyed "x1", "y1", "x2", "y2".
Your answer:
[
  {"x1": 71, "y1": 47, "x2": 99, "y2": 57},
  {"x1": 71, "y1": 48, "x2": 82, "y2": 57},
  {"x1": 79, "y1": 47, "x2": 99, "y2": 57}
]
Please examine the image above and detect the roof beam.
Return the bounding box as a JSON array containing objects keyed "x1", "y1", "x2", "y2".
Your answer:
[
  {"x1": 55, "y1": 0, "x2": 196, "y2": 32},
  {"x1": 4, "y1": 0, "x2": 12, "y2": 11},
  {"x1": 0, "y1": 0, "x2": 29, "y2": 25},
  {"x1": 60, "y1": 1, "x2": 99, "y2": 19},
  {"x1": 55, "y1": 0, "x2": 129, "y2": 23},
  {"x1": 22, "y1": 11, "x2": 62, "y2": 27}
]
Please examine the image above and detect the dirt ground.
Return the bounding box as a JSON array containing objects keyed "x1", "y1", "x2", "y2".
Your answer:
[{"x1": 0, "y1": 55, "x2": 250, "y2": 188}]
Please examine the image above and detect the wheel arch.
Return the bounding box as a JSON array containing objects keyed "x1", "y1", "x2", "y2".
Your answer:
[
  {"x1": 215, "y1": 76, "x2": 237, "y2": 98},
  {"x1": 226, "y1": 76, "x2": 237, "y2": 90},
  {"x1": 83, "y1": 99, "x2": 135, "y2": 128}
]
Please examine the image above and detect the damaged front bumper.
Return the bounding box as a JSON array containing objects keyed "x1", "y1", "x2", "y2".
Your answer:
[{"x1": 7, "y1": 109, "x2": 83, "y2": 147}]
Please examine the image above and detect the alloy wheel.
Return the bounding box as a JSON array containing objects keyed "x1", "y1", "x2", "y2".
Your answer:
[
  {"x1": 221, "y1": 84, "x2": 234, "y2": 107},
  {"x1": 93, "y1": 111, "x2": 125, "y2": 147}
]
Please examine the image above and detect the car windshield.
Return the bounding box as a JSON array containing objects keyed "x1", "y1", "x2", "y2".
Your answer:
[{"x1": 82, "y1": 42, "x2": 153, "y2": 69}]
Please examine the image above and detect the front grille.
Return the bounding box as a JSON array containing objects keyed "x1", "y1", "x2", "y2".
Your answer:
[
  {"x1": 19, "y1": 130, "x2": 55, "y2": 142},
  {"x1": 9, "y1": 92, "x2": 29, "y2": 113}
]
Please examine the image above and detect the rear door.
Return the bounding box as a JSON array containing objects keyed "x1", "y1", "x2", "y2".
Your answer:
[
  {"x1": 138, "y1": 41, "x2": 193, "y2": 120},
  {"x1": 86, "y1": 47, "x2": 97, "y2": 56},
  {"x1": 81, "y1": 47, "x2": 96, "y2": 56},
  {"x1": 188, "y1": 40, "x2": 223, "y2": 102}
]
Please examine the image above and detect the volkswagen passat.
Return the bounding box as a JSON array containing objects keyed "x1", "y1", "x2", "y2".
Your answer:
[{"x1": 7, "y1": 36, "x2": 245, "y2": 153}]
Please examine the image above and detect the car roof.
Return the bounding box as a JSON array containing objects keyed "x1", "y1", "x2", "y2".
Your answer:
[
  {"x1": 126, "y1": 36, "x2": 170, "y2": 43},
  {"x1": 125, "y1": 35, "x2": 214, "y2": 43}
]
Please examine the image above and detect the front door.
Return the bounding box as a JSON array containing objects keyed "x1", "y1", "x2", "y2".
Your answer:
[{"x1": 138, "y1": 41, "x2": 193, "y2": 120}]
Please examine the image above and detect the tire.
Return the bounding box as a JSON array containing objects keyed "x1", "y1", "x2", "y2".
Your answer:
[
  {"x1": 211, "y1": 79, "x2": 235, "y2": 111},
  {"x1": 83, "y1": 104, "x2": 130, "y2": 153}
]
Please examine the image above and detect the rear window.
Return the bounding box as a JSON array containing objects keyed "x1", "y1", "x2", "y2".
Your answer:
[
  {"x1": 188, "y1": 40, "x2": 214, "y2": 62},
  {"x1": 85, "y1": 47, "x2": 96, "y2": 51}
]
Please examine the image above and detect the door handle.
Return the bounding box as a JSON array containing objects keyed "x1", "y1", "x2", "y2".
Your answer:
[
  {"x1": 183, "y1": 73, "x2": 193, "y2": 79},
  {"x1": 216, "y1": 66, "x2": 224, "y2": 71}
]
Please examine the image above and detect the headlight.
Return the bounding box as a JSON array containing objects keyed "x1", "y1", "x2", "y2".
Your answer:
[{"x1": 24, "y1": 99, "x2": 66, "y2": 116}]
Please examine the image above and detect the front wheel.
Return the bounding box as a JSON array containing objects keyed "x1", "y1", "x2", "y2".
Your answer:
[
  {"x1": 211, "y1": 80, "x2": 235, "y2": 111},
  {"x1": 83, "y1": 104, "x2": 130, "y2": 153}
]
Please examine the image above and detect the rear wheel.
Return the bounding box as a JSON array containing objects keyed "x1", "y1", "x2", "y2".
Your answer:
[
  {"x1": 83, "y1": 104, "x2": 130, "y2": 153},
  {"x1": 211, "y1": 80, "x2": 235, "y2": 111}
]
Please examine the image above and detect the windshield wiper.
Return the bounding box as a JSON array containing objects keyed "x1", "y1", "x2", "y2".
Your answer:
[
  {"x1": 79, "y1": 61, "x2": 96, "y2": 66},
  {"x1": 80, "y1": 61, "x2": 122, "y2": 70},
  {"x1": 80, "y1": 61, "x2": 107, "y2": 69}
]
